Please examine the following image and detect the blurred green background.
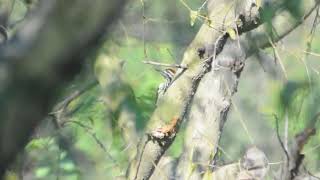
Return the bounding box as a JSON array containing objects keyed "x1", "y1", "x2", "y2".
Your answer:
[{"x1": 5, "y1": 0, "x2": 320, "y2": 179}]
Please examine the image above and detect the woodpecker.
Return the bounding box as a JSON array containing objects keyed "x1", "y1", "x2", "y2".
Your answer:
[{"x1": 155, "y1": 68, "x2": 176, "y2": 105}]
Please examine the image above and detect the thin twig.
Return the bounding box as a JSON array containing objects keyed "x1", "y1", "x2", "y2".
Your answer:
[
  {"x1": 306, "y1": 167, "x2": 320, "y2": 179},
  {"x1": 278, "y1": 48, "x2": 313, "y2": 102},
  {"x1": 302, "y1": 5, "x2": 319, "y2": 91},
  {"x1": 143, "y1": 60, "x2": 187, "y2": 69},
  {"x1": 304, "y1": 50, "x2": 320, "y2": 57},
  {"x1": 284, "y1": 111, "x2": 289, "y2": 154},
  {"x1": 198, "y1": 0, "x2": 208, "y2": 11},
  {"x1": 231, "y1": 101, "x2": 255, "y2": 144},
  {"x1": 65, "y1": 120, "x2": 118, "y2": 164},
  {"x1": 142, "y1": 0, "x2": 147, "y2": 58},
  {"x1": 268, "y1": 36, "x2": 288, "y2": 80},
  {"x1": 179, "y1": 0, "x2": 192, "y2": 11},
  {"x1": 273, "y1": 114, "x2": 290, "y2": 169},
  {"x1": 49, "y1": 80, "x2": 98, "y2": 116},
  {"x1": 165, "y1": 48, "x2": 177, "y2": 62},
  {"x1": 217, "y1": 145, "x2": 233, "y2": 160},
  {"x1": 268, "y1": 161, "x2": 284, "y2": 165},
  {"x1": 305, "y1": 143, "x2": 320, "y2": 154}
]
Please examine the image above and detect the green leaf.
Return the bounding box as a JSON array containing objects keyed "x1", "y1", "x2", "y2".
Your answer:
[{"x1": 190, "y1": 10, "x2": 198, "y2": 26}]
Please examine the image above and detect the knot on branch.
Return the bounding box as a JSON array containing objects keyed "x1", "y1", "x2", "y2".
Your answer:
[
  {"x1": 232, "y1": 60, "x2": 245, "y2": 77},
  {"x1": 238, "y1": 147, "x2": 269, "y2": 180},
  {"x1": 240, "y1": 4, "x2": 260, "y2": 23},
  {"x1": 197, "y1": 46, "x2": 206, "y2": 59},
  {"x1": 216, "y1": 57, "x2": 245, "y2": 75},
  {"x1": 146, "y1": 131, "x2": 175, "y2": 148},
  {"x1": 147, "y1": 117, "x2": 182, "y2": 147},
  {"x1": 235, "y1": 1, "x2": 261, "y2": 31},
  {"x1": 295, "y1": 128, "x2": 316, "y2": 152},
  {"x1": 150, "y1": 117, "x2": 180, "y2": 141},
  {"x1": 288, "y1": 127, "x2": 316, "y2": 179}
]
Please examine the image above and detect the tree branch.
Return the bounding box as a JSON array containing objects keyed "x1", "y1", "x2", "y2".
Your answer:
[
  {"x1": 0, "y1": 0, "x2": 126, "y2": 177},
  {"x1": 177, "y1": 0, "x2": 320, "y2": 179},
  {"x1": 129, "y1": 0, "x2": 261, "y2": 179},
  {"x1": 49, "y1": 80, "x2": 98, "y2": 126},
  {"x1": 128, "y1": 0, "x2": 320, "y2": 179},
  {"x1": 281, "y1": 112, "x2": 319, "y2": 180}
]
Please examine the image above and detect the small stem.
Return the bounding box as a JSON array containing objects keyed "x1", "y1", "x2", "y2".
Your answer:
[{"x1": 143, "y1": 60, "x2": 187, "y2": 69}]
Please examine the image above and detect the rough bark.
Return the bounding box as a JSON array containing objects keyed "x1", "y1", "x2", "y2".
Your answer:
[
  {"x1": 129, "y1": 0, "x2": 260, "y2": 179},
  {"x1": 129, "y1": 0, "x2": 320, "y2": 179},
  {"x1": 176, "y1": 0, "x2": 320, "y2": 179}
]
